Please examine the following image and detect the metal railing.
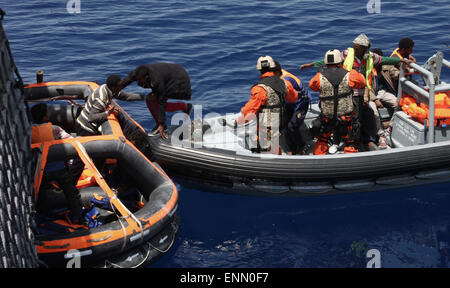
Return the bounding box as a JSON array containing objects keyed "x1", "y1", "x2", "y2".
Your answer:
[{"x1": 397, "y1": 51, "x2": 448, "y2": 144}]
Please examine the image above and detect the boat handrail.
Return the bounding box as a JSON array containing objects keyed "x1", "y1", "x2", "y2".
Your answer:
[
  {"x1": 396, "y1": 51, "x2": 448, "y2": 144},
  {"x1": 442, "y1": 58, "x2": 450, "y2": 69}
]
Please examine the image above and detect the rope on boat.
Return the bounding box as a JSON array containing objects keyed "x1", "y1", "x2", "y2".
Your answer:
[
  {"x1": 102, "y1": 227, "x2": 177, "y2": 268},
  {"x1": 73, "y1": 141, "x2": 145, "y2": 251}
]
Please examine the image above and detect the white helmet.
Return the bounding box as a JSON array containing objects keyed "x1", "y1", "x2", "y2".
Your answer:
[
  {"x1": 256, "y1": 55, "x2": 276, "y2": 70},
  {"x1": 324, "y1": 49, "x2": 343, "y2": 65}
]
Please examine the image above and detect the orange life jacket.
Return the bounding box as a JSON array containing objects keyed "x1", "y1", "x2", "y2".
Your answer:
[
  {"x1": 400, "y1": 92, "x2": 450, "y2": 126},
  {"x1": 31, "y1": 123, "x2": 55, "y2": 143},
  {"x1": 76, "y1": 167, "x2": 97, "y2": 189},
  {"x1": 75, "y1": 158, "x2": 117, "y2": 189},
  {"x1": 281, "y1": 69, "x2": 301, "y2": 87}
]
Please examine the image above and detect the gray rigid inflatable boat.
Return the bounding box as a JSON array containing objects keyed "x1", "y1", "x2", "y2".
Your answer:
[{"x1": 148, "y1": 52, "x2": 450, "y2": 196}]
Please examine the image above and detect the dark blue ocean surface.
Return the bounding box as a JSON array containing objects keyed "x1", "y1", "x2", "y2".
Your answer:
[{"x1": 2, "y1": 0, "x2": 450, "y2": 267}]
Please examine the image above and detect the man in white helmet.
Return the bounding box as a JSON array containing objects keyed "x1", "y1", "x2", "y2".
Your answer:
[
  {"x1": 236, "y1": 55, "x2": 298, "y2": 154},
  {"x1": 308, "y1": 49, "x2": 366, "y2": 155}
]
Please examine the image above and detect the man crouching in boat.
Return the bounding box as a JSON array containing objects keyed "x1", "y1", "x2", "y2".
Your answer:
[
  {"x1": 235, "y1": 56, "x2": 298, "y2": 154},
  {"x1": 118, "y1": 63, "x2": 193, "y2": 140},
  {"x1": 308, "y1": 49, "x2": 366, "y2": 155},
  {"x1": 76, "y1": 75, "x2": 122, "y2": 136}
]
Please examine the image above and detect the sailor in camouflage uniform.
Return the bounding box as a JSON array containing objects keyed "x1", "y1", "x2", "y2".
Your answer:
[
  {"x1": 236, "y1": 56, "x2": 298, "y2": 154},
  {"x1": 308, "y1": 49, "x2": 366, "y2": 155}
]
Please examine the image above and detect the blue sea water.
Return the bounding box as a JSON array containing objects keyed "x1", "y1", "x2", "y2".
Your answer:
[{"x1": 1, "y1": 0, "x2": 450, "y2": 267}]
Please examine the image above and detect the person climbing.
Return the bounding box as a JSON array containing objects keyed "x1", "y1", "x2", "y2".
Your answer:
[
  {"x1": 76, "y1": 74, "x2": 122, "y2": 136},
  {"x1": 119, "y1": 63, "x2": 193, "y2": 140},
  {"x1": 308, "y1": 49, "x2": 367, "y2": 155},
  {"x1": 236, "y1": 55, "x2": 298, "y2": 154}
]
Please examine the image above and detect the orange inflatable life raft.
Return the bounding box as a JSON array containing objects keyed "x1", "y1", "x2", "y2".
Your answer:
[{"x1": 26, "y1": 81, "x2": 179, "y2": 268}]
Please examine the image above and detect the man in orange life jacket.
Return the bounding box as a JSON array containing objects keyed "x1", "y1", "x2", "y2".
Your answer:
[
  {"x1": 308, "y1": 49, "x2": 367, "y2": 155},
  {"x1": 391, "y1": 37, "x2": 416, "y2": 66},
  {"x1": 236, "y1": 56, "x2": 298, "y2": 154},
  {"x1": 31, "y1": 103, "x2": 84, "y2": 224}
]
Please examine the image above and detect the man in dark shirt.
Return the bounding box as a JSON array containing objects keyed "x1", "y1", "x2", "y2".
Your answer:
[{"x1": 119, "y1": 63, "x2": 192, "y2": 140}]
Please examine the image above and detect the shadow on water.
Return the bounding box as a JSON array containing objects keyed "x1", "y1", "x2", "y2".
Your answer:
[{"x1": 152, "y1": 182, "x2": 450, "y2": 268}]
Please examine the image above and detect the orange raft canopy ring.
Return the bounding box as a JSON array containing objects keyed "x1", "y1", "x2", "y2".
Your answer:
[{"x1": 25, "y1": 81, "x2": 179, "y2": 268}]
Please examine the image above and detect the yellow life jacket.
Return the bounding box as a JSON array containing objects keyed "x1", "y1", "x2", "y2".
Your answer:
[
  {"x1": 281, "y1": 69, "x2": 301, "y2": 87},
  {"x1": 343, "y1": 47, "x2": 374, "y2": 90}
]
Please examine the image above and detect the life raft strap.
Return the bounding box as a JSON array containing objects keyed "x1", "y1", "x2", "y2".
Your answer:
[
  {"x1": 33, "y1": 142, "x2": 51, "y2": 200},
  {"x1": 72, "y1": 140, "x2": 145, "y2": 245}
]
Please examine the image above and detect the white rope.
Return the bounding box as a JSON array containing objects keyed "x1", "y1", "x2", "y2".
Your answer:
[
  {"x1": 103, "y1": 242, "x2": 152, "y2": 269},
  {"x1": 109, "y1": 198, "x2": 127, "y2": 253},
  {"x1": 130, "y1": 212, "x2": 144, "y2": 243},
  {"x1": 147, "y1": 232, "x2": 176, "y2": 253},
  {"x1": 110, "y1": 189, "x2": 144, "y2": 244},
  {"x1": 103, "y1": 230, "x2": 176, "y2": 268}
]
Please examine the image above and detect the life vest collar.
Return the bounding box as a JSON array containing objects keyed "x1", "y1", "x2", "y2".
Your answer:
[
  {"x1": 390, "y1": 48, "x2": 403, "y2": 59},
  {"x1": 260, "y1": 71, "x2": 276, "y2": 78}
]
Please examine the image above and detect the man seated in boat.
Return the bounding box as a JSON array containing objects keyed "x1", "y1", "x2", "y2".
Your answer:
[
  {"x1": 368, "y1": 48, "x2": 399, "y2": 149},
  {"x1": 308, "y1": 49, "x2": 366, "y2": 154},
  {"x1": 75, "y1": 74, "x2": 122, "y2": 136},
  {"x1": 390, "y1": 37, "x2": 416, "y2": 68},
  {"x1": 367, "y1": 37, "x2": 415, "y2": 148},
  {"x1": 235, "y1": 55, "x2": 298, "y2": 154},
  {"x1": 30, "y1": 103, "x2": 84, "y2": 225},
  {"x1": 274, "y1": 61, "x2": 311, "y2": 155}
]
